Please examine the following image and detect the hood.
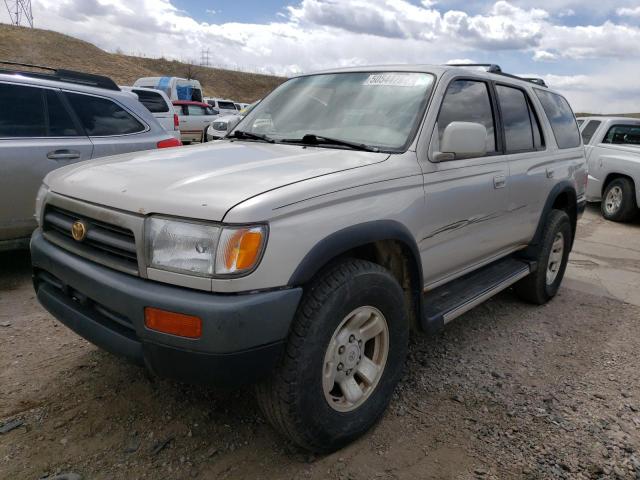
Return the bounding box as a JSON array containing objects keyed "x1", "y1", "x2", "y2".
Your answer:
[{"x1": 46, "y1": 141, "x2": 388, "y2": 221}]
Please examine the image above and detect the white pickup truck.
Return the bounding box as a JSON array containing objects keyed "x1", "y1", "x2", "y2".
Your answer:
[{"x1": 579, "y1": 117, "x2": 640, "y2": 222}]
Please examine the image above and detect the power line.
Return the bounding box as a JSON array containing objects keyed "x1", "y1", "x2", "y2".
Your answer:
[{"x1": 4, "y1": 0, "x2": 33, "y2": 27}]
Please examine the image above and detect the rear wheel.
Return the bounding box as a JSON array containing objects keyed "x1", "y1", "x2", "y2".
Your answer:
[
  {"x1": 515, "y1": 209, "x2": 571, "y2": 305},
  {"x1": 255, "y1": 258, "x2": 409, "y2": 453},
  {"x1": 601, "y1": 178, "x2": 637, "y2": 222}
]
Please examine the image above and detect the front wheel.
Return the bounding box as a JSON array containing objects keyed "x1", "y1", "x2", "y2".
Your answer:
[
  {"x1": 256, "y1": 259, "x2": 409, "y2": 453},
  {"x1": 515, "y1": 209, "x2": 572, "y2": 305}
]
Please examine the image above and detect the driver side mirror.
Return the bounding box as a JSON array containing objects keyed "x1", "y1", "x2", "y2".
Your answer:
[{"x1": 433, "y1": 122, "x2": 488, "y2": 162}]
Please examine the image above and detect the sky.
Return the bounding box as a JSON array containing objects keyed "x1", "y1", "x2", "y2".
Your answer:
[{"x1": 2, "y1": 0, "x2": 640, "y2": 113}]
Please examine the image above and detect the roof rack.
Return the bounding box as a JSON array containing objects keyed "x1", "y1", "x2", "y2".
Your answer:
[
  {"x1": 0, "y1": 61, "x2": 120, "y2": 91},
  {"x1": 445, "y1": 63, "x2": 548, "y2": 88},
  {"x1": 447, "y1": 63, "x2": 502, "y2": 73},
  {"x1": 521, "y1": 77, "x2": 548, "y2": 87}
]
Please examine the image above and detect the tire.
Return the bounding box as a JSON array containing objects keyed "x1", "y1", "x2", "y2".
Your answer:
[
  {"x1": 515, "y1": 209, "x2": 572, "y2": 305},
  {"x1": 601, "y1": 178, "x2": 637, "y2": 222},
  {"x1": 255, "y1": 258, "x2": 409, "y2": 453}
]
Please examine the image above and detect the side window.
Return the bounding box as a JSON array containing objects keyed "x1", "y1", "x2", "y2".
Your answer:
[
  {"x1": 534, "y1": 89, "x2": 581, "y2": 149},
  {"x1": 0, "y1": 83, "x2": 46, "y2": 137},
  {"x1": 603, "y1": 124, "x2": 640, "y2": 145},
  {"x1": 187, "y1": 105, "x2": 206, "y2": 115},
  {"x1": 437, "y1": 80, "x2": 496, "y2": 155},
  {"x1": 581, "y1": 120, "x2": 601, "y2": 144},
  {"x1": 132, "y1": 89, "x2": 169, "y2": 113},
  {"x1": 65, "y1": 92, "x2": 145, "y2": 136},
  {"x1": 45, "y1": 90, "x2": 79, "y2": 137},
  {"x1": 496, "y1": 85, "x2": 534, "y2": 152}
]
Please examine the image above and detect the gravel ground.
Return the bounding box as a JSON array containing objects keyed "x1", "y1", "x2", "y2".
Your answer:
[{"x1": 1, "y1": 205, "x2": 639, "y2": 480}]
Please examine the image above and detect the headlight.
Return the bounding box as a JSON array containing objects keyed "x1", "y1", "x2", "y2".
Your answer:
[
  {"x1": 34, "y1": 183, "x2": 49, "y2": 226},
  {"x1": 146, "y1": 217, "x2": 267, "y2": 277}
]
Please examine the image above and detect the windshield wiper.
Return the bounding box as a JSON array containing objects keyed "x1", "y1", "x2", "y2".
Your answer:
[
  {"x1": 227, "y1": 130, "x2": 275, "y2": 143},
  {"x1": 280, "y1": 134, "x2": 380, "y2": 152}
]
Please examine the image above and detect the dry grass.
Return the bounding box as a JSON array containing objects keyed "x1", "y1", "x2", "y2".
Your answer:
[{"x1": 0, "y1": 24, "x2": 285, "y2": 102}]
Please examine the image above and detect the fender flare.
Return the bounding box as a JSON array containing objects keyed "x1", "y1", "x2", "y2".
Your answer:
[
  {"x1": 288, "y1": 220, "x2": 424, "y2": 289},
  {"x1": 525, "y1": 181, "x2": 578, "y2": 255}
]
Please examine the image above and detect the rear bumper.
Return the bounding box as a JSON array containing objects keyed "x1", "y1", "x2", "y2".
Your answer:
[{"x1": 31, "y1": 230, "x2": 302, "y2": 385}]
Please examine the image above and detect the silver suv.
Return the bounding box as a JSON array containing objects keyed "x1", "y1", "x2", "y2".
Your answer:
[
  {"x1": 0, "y1": 63, "x2": 182, "y2": 250},
  {"x1": 30, "y1": 64, "x2": 587, "y2": 452}
]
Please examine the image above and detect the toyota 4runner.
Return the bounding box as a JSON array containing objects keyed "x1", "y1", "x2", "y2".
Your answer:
[{"x1": 31, "y1": 64, "x2": 587, "y2": 452}]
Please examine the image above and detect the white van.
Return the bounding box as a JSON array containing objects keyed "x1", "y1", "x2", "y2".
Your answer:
[{"x1": 134, "y1": 77, "x2": 204, "y2": 103}]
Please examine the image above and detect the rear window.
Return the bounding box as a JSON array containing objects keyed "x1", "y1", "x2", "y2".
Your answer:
[
  {"x1": 66, "y1": 93, "x2": 145, "y2": 136},
  {"x1": 186, "y1": 105, "x2": 207, "y2": 116},
  {"x1": 603, "y1": 124, "x2": 640, "y2": 146},
  {"x1": 534, "y1": 89, "x2": 581, "y2": 149},
  {"x1": 132, "y1": 89, "x2": 169, "y2": 113},
  {"x1": 0, "y1": 82, "x2": 46, "y2": 137},
  {"x1": 218, "y1": 101, "x2": 236, "y2": 110},
  {"x1": 580, "y1": 120, "x2": 601, "y2": 144},
  {"x1": 496, "y1": 85, "x2": 543, "y2": 152}
]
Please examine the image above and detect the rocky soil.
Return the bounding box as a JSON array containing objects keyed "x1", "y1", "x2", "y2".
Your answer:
[{"x1": 1, "y1": 209, "x2": 640, "y2": 479}]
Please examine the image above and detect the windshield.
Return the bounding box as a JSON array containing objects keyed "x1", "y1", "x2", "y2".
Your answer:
[{"x1": 235, "y1": 71, "x2": 435, "y2": 151}]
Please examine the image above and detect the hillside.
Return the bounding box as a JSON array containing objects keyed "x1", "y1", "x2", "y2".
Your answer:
[{"x1": 0, "y1": 24, "x2": 285, "y2": 102}]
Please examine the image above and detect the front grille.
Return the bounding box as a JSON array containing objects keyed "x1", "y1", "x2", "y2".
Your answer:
[
  {"x1": 43, "y1": 205, "x2": 139, "y2": 275},
  {"x1": 212, "y1": 121, "x2": 228, "y2": 131}
]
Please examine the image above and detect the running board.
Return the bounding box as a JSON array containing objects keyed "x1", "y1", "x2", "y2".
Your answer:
[{"x1": 422, "y1": 257, "x2": 534, "y2": 332}]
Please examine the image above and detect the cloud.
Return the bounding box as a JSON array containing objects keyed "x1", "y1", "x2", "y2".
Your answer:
[
  {"x1": 1, "y1": 0, "x2": 639, "y2": 112},
  {"x1": 617, "y1": 6, "x2": 640, "y2": 17}
]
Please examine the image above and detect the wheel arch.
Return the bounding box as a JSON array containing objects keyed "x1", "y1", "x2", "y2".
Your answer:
[
  {"x1": 288, "y1": 220, "x2": 424, "y2": 331},
  {"x1": 523, "y1": 181, "x2": 578, "y2": 258}
]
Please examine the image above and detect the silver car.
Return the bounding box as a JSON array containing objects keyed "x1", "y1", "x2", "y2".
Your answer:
[
  {"x1": 31, "y1": 64, "x2": 586, "y2": 452},
  {"x1": 0, "y1": 63, "x2": 182, "y2": 250}
]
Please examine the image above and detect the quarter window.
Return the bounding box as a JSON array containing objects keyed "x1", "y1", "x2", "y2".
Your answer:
[
  {"x1": 437, "y1": 80, "x2": 496, "y2": 155},
  {"x1": 580, "y1": 120, "x2": 601, "y2": 144},
  {"x1": 0, "y1": 83, "x2": 46, "y2": 137},
  {"x1": 603, "y1": 124, "x2": 640, "y2": 145},
  {"x1": 65, "y1": 92, "x2": 145, "y2": 136},
  {"x1": 534, "y1": 89, "x2": 581, "y2": 149}
]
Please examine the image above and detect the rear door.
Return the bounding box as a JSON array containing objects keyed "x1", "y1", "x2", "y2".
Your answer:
[
  {"x1": 495, "y1": 83, "x2": 549, "y2": 244},
  {"x1": 63, "y1": 91, "x2": 155, "y2": 157},
  {"x1": 0, "y1": 82, "x2": 93, "y2": 241},
  {"x1": 421, "y1": 78, "x2": 511, "y2": 286}
]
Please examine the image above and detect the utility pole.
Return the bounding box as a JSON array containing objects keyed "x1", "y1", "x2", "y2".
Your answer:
[
  {"x1": 4, "y1": 0, "x2": 33, "y2": 27},
  {"x1": 200, "y1": 48, "x2": 210, "y2": 67}
]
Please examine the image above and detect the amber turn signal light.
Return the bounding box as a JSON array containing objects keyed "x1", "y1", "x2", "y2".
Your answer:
[{"x1": 144, "y1": 307, "x2": 202, "y2": 339}]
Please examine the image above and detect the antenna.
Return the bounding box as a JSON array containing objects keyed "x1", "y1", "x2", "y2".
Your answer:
[{"x1": 4, "y1": 0, "x2": 33, "y2": 27}]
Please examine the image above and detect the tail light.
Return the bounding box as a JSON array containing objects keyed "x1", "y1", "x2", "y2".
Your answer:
[
  {"x1": 157, "y1": 138, "x2": 182, "y2": 149},
  {"x1": 173, "y1": 113, "x2": 180, "y2": 130}
]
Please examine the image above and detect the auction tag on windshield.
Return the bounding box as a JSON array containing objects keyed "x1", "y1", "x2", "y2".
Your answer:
[{"x1": 363, "y1": 73, "x2": 428, "y2": 87}]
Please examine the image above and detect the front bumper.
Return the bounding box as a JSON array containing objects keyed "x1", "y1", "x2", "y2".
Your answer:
[{"x1": 31, "y1": 230, "x2": 302, "y2": 385}]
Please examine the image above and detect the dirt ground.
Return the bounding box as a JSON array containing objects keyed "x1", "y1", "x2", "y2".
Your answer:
[{"x1": 1, "y1": 205, "x2": 640, "y2": 480}]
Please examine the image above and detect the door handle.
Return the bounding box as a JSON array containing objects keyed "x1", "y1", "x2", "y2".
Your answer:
[
  {"x1": 493, "y1": 175, "x2": 506, "y2": 189},
  {"x1": 47, "y1": 150, "x2": 81, "y2": 161}
]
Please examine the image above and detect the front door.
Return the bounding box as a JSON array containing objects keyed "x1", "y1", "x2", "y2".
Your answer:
[{"x1": 419, "y1": 78, "x2": 512, "y2": 287}]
